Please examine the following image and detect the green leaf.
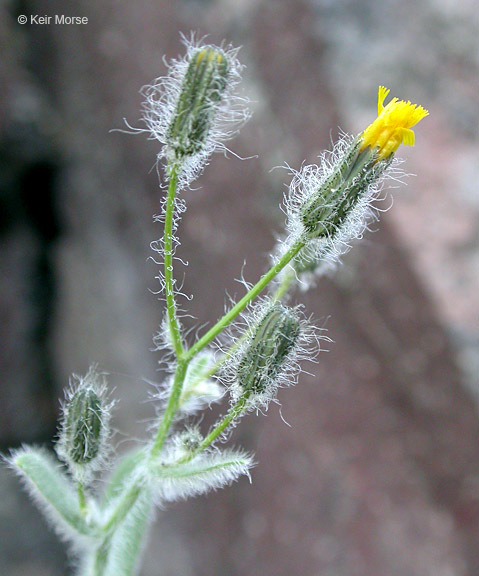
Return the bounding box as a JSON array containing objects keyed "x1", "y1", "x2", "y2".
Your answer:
[
  {"x1": 11, "y1": 447, "x2": 97, "y2": 538},
  {"x1": 152, "y1": 449, "x2": 254, "y2": 501}
]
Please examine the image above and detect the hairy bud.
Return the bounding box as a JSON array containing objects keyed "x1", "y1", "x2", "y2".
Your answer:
[
  {"x1": 167, "y1": 46, "x2": 229, "y2": 159},
  {"x1": 236, "y1": 303, "x2": 301, "y2": 396},
  {"x1": 139, "y1": 35, "x2": 249, "y2": 187},
  {"x1": 56, "y1": 367, "x2": 112, "y2": 481},
  {"x1": 299, "y1": 140, "x2": 390, "y2": 239},
  {"x1": 279, "y1": 86, "x2": 428, "y2": 288},
  {"x1": 64, "y1": 388, "x2": 103, "y2": 465}
]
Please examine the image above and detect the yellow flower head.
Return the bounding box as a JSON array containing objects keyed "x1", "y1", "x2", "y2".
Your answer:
[{"x1": 360, "y1": 86, "x2": 429, "y2": 160}]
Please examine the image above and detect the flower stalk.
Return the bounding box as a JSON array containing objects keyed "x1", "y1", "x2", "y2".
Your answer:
[
  {"x1": 163, "y1": 162, "x2": 184, "y2": 357},
  {"x1": 184, "y1": 238, "x2": 306, "y2": 362}
]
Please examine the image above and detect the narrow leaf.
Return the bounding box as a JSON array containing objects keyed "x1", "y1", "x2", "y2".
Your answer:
[
  {"x1": 10, "y1": 446, "x2": 97, "y2": 539},
  {"x1": 152, "y1": 449, "x2": 254, "y2": 501}
]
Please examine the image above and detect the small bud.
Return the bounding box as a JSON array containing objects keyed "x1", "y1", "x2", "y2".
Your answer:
[
  {"x1": 177, "y1": 427, "x2": 203, "y2": 454},
  {"x1": 64, "y1": 388, "x2": 102, "y2": 464},
  {"x1": 167, "y1": 46, "x2": 229, "y2": 159},
  {"x1": 236, "y1": 303, "x2": 301, "y2": 396},
  {"x1": 56, "y1": 367, "x2": 111, "y2": 481}
]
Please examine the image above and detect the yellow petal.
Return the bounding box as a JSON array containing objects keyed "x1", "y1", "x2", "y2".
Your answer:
[{"x1": 361, "y1": 86, "x2": 428, "y2": 160}]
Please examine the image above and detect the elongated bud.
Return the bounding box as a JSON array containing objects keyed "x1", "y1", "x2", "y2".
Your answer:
[
  {"x1": 140, "y1": 36, "x2": 248, "y2": 187},
  {"x1": 237, "y1": 303, "x2": 301, "y2": 396},
  {"x1": 167, "y1": 46, "x2": 229, "y2": 159},
  {"x1": 56, "y1": 367, "x2": 112, "y2": 481},
  {"x1": 299, "y1": 139, "x2": 391, "y2": 239}
]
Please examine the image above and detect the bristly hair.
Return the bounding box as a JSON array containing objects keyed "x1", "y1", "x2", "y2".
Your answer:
[
  {"x1": 220, "y1": 297, "x2": 326, "y2": 413},
  {"x1": 55, "y1": 366, "x2": 115, "y2": 484},
  {"x1": 136, "y1": 33, "x2": 250, "y2": 188},
  {"x1": 274, "y1": 132, "x2": 406, "y2": 290}
]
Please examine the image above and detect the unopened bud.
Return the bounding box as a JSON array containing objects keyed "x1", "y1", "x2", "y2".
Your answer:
[
  {"x1": 64, "y1": 388, "x2": 102, "y2": 464},
  {"x1": 300, "y1": 140, "x2": 390, "y2": 239},
  {"x1": 237, "y1": 303, "x2": 301, "y2": 396},
  {"x1": 167, "y1": 46, "x2": 229, "y2": 159},
  {"x1": 56, "y1": 367, "x2": 111, "y2": 480}
]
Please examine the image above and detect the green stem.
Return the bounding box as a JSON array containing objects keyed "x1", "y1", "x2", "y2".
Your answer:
[
  {"x1": 184, "y1": 239, "x2": 305, "y2": 363},
  {"x1": 176, "y1": 392, "x2": 250, "y2": 466},
  {"x1": 198, "y1": 393, "x2": 250, "y2": 451},
  {"x1": 102, "y1": 481, "x2": 143, "y2": 534},
  {"x1": 175, "y1": 244, "x2": 300, "y2": 390},
  {"x1": 93, "y1": 233, "x2": 300, "y2": 576},
  {"x1": 150, "y1": 360, "x2": 188, "y2": 457},
  {"x1": 271, "y1": 268, "x2": 295, "y2": 301},
  {"x1": 152, "y1": 239, "x2": 304, "y2": 461},
  {"x1": 164, "y1": 162, "x2": 184, "y2": 358},
  {"x1": 148, "y1": 162, "x2": 189, "y2": 462},
  {"x1": 195, "y1": 335, "x2": 242, "y2": 384},
  {"x1": 77, "y1": 481, "x2": 87, "y2": 516},
  {"x1": 93, "y1": 535, "x2": 112, "y2": 576}
]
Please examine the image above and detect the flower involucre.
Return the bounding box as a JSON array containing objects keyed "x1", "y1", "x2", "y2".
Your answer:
[
  {"x1": 276, "y1": 84, "x2": 429, "y2": 287},
  {"x1": 139, "y1": 35, "x2": 249, "y2": 186},
  {"x1": 166, "y1": 46, "x2": 229, "y2": 160},
  {"x1": 360, "y1": 85, "x2": 429, "y2": 160}
]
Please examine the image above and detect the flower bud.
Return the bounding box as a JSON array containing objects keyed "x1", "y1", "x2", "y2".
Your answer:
[
  {"x1": 236, "y1": 303, "x2": 301, "y2": 396},
  {"x1": 56, "y1": 367, "x2": 111, "y2": 481},
  {"x1": 64, "y1": 388, "x2": 103, "y2": 464},
  {"x1": 167, "y1": 46, "x2": 229, "y2": 159},
  {"x1": 299, "y1": 140, "x2": 390, "y2": 239},
  {"x1": 279, "y1": 87, "x2": 428, "y2": 290}
]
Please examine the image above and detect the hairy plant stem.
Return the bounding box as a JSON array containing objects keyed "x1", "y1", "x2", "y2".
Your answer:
[
  {"x1": 164, "y1": 162, "x2": 184, "y2": 358},
  {"x1": 102, "y1": 482, "x2": 143, "y2": 534},
  {"x1": 184, "y1": 239, "x2": 305, "y2": 363},
  {"x1": 93, "y1": 535, "x2": 112, "y2": 576},
  {"x1": 150, "y1": 161, "x2": 189, "y2": 459},
  {"x1": 197, "y1": 391, "x2": 250, "y2": 451},
  {"x1": 90, "y1": 482, "x2": 143, "y2": 576},
  {"x1": 153, "y1": 234, "x2": 304, "y2": 458},
  {"x1": 190, "y1": 270, "x2": 296, "y2": 384},
  {"x1": 96, "y1": 211, "x2": 306, "y2": 576},
  {"x1": 150, "y1": 359, "x2": 188, "y2": 457},
  {"x1": 90, "y1": 235, "x2": 305, "y2": 576},
  {"x1": 77, "y1": 481, "x2": 87, "y2": 516},
  {"x1": 272, "y1": 269, "x2": 296, "y2": 301},
  {"x1": 176, "y1": 391, "x2": 251, "y2": 467}
]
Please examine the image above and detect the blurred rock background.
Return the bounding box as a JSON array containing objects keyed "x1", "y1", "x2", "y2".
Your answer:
[{"x1": 1, "y1": 0, "x2": 479, "y2": 575}]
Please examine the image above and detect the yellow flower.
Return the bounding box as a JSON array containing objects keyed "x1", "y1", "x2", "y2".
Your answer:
[{"x1": 360, "y1": 86, "x2": 429, "y2": 160}]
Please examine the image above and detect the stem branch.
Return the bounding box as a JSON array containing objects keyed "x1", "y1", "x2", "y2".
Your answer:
[
  {"x1": 150, "y1": 360, "x2": 188, "y2": 457},
  {"x1": 184, "y1": 239, "x2": 305, "y2": 362},
  {"x1": 176, "y1": 392, "x2": 250, "y2": 467},
  {"x1": 77, "y1": 481, "x2": 87, "y2": 516}
]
